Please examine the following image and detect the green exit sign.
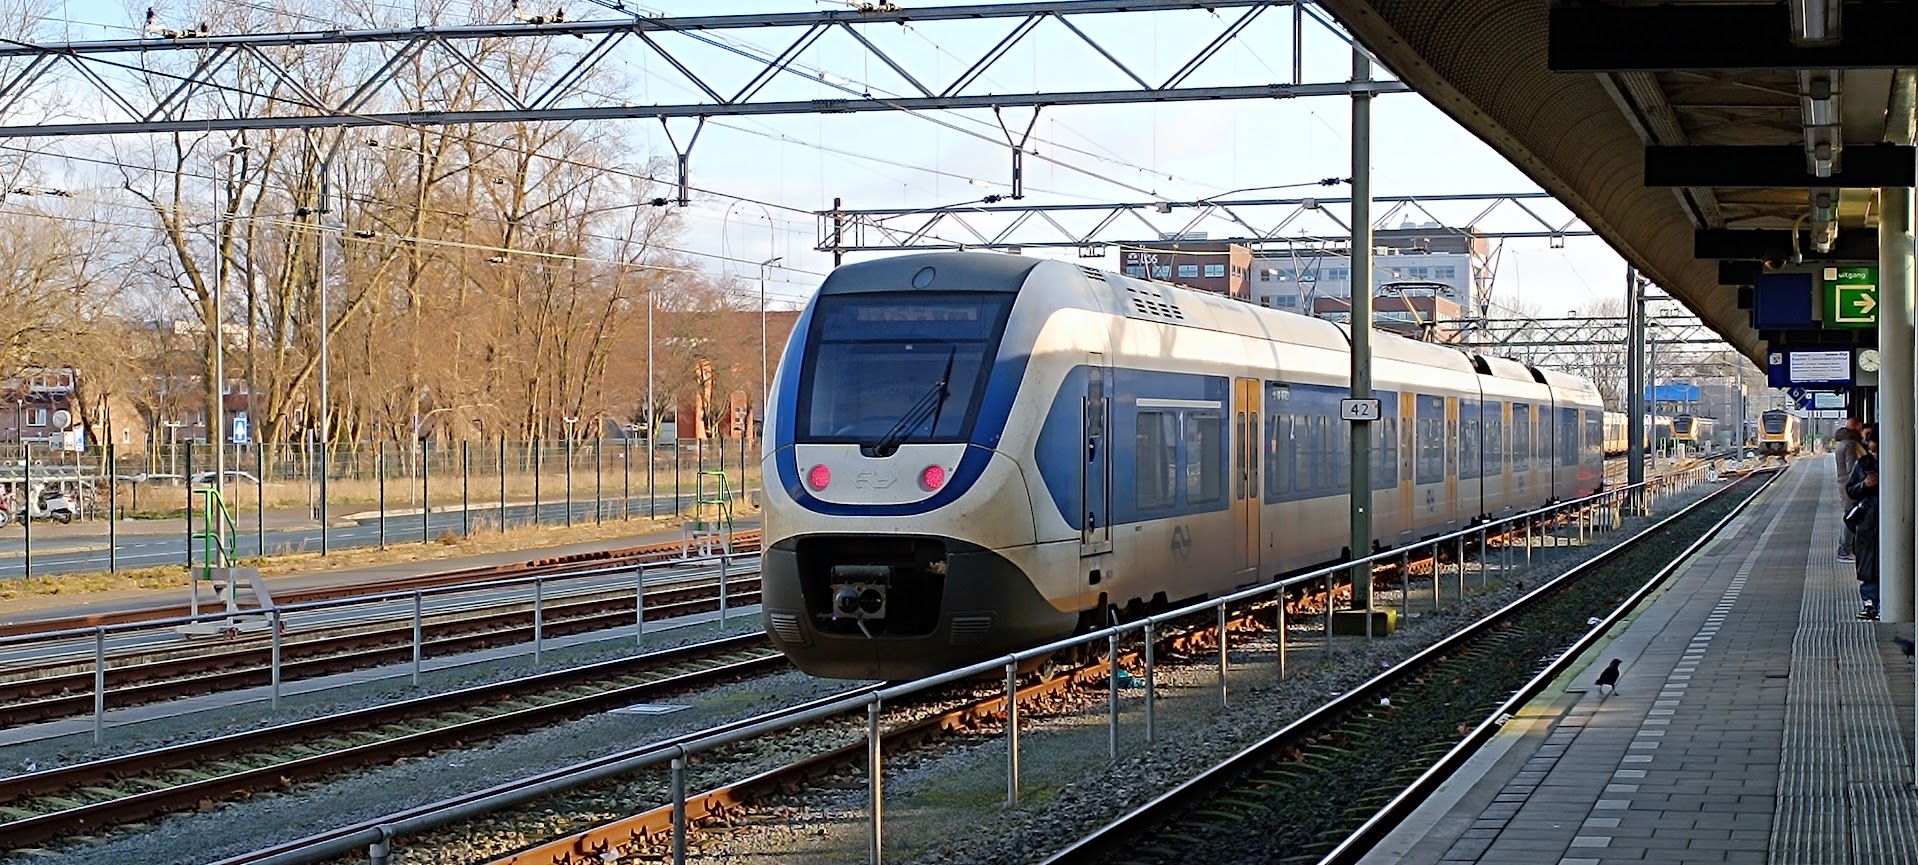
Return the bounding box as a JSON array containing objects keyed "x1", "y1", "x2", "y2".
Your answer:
[{"x1": 1825, "y1": 266, "x2": 1879, "y2": 328}]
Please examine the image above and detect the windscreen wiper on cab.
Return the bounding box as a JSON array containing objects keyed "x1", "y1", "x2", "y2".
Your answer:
[{"x1": 867, "y1": 347, "x2": 957, "y2": 458}]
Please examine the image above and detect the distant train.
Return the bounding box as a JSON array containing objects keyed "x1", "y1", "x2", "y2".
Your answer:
[
  {"x1": 1756, "y1": 410, "x2": 1803, "y2": 457},
  {"x1": 1671, "y1": 414, "x2": 1715, "y2": 447},
  {"x1": 761, "y1": 252, "x2": 1605, "y2": 681},
  {"x1": 1600, "y1": 411, "x2": 1688, "y2": 457}
]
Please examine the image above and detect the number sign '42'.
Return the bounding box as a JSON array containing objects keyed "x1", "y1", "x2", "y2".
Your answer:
[{"x1": 1339, "y1": 398, "x2": 1381, "y2": 422}]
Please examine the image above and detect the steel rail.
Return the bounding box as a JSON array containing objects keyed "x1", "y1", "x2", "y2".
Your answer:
[
  {"x1": 0, "y1": 635, "x2": 783, "y2": 849},
  {"x1": 208, "y1": 684, "x2": 891, "y2": 865},
  {"x1": 0, "y1": 574, "x2": 762, "y2": 726}
]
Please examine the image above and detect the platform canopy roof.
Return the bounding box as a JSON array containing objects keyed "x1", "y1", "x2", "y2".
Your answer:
[{"x1": 1317, "y1": 0, "x2": 1910, "y2": 368}]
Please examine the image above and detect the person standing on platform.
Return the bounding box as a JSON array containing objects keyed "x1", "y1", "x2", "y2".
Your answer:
[
  {"x1": 1846, "y1": 427, "x2": 1880, "y2": 620},
  {"x1": 1835, "y1": 420, "x2": 1864, "y2": 562}
]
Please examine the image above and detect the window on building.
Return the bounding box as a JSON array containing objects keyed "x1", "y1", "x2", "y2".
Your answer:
[
  {"x1": 26, "y1": 408, "x2": 46, "y2": 427},
  {"x1": 1258, "y1": 297, "x2": 1272, "y2": 307},
  {"x1": 1278, "y1": 296, "x2": 1299, "y2": 308},
  {"x1": 1177, "y1": 264, "x2": 1200, "y2": 278},
  {"x1": 1136, "y1": 411, "x2": 1177, "y2": 509},
  {"x1": 1152, "y1": 265, "x2": 1172, "y2": 279},
  {"x1": 1434, "y1": 265, "x2": 1456, "y2": 279},
  {"x1": 1203, "y1": 263, "x2": 1226, "y2": 278},
  {"x1": 1259, "y1": 269, "x2": 1273, "y2": 282},
  {"x1": 1407, "y1": 266, "x2": 1429, "y2": 279},
  {"x1": 1125, "y1": 265, "x2": 1146, "y2": 277}
]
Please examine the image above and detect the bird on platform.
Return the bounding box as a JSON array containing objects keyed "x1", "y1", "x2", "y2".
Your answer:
[
  {"x1": 1895, "y1": 637, "x2": 1914, "y2": 658},
  {"x1": 1595, "y1": 658, "x2": 1622, "y2": 697}
]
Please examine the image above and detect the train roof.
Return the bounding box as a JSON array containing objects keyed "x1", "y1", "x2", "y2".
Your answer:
[
  {"x1": 816, "y1": 252, "x2": 1044, "y2": 295},
  {"x1": 822, "y1": 254, "x2": 1599, "y2": 393},
  {"x1": 1470, "y1": 354, "x2": 1536, "y2": 383},
  {"x1": 1528, "y1": 366, "x2": 1602, "y2": 401}
]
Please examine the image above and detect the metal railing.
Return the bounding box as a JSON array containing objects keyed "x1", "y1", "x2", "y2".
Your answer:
[{"x1": 0, "y1": 550, "x2": 763, "y2": 744}]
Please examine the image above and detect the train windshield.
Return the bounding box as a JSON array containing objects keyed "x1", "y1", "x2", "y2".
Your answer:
[
  {"x1": 1673, "y1": 416, "x2": 1693, "y2": 434},
  {"x1": 798, "y1": 292, "x2": 1016, "y2": 445},
  {"x1": 1762, "y1": 413, "x2": 1787, "y2": 434}
]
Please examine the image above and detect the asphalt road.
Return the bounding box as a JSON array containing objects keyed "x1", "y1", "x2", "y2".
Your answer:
[{"x1": 0, "y1": 494, "x2": 706, "y2": 580}]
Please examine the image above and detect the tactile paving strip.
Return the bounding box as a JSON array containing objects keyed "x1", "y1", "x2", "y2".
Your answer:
[{"x1": 1773, "y1": 461, "x2": 1918, "y2": 865}]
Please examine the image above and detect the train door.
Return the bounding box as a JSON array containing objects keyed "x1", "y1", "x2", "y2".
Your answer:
[
  {"x1": 1081, "y1": 355, "x2": 1111, "y2": 557},
  {"x1": 1444, "y1": 396, "x2": 1460, "y2": 530},
  {"x1": 1234, "y1": 377, "x2": 1260, "y2": 583},
  {"x1": 1398, "y1": 392, "x2": 1417, "y2": 543}
]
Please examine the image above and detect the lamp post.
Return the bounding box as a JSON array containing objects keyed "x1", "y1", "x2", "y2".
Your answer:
[
  {"x1": 646, "y1": 284, "x2": 656, "y2": 518},
  {"x1": 563, "y1": 415, "x2": 578, "y2": 527},
  {"x1": 211, "y1": 144, "x2": 250, "y2": 497},
  {"x1": 162, "y1": 420, "x2": 183, "y2": 477},
  {"x1": 758, "y1": 256, "x2": 782, "y2": 437},
  {"x1": 317, "y1": 163, "x2": 340, "y2": 555}
]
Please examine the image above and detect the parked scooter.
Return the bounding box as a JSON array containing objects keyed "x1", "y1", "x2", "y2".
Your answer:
[{"x1": 12, "y1": 483, "x2": 77, "y2": 525}]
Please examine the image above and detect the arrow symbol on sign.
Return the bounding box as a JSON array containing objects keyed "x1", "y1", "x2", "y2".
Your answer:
[{"x1": 1858, "y1": 293, "x2": 1878, "y2": 315}]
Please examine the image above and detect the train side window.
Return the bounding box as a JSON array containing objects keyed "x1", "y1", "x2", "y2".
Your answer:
[
  {"x1": 1311, "y1": 416, "x2": 1327, "y2": 490},
  {"x1": 1560, "y1": 408, "x2": 1579, "y2": 466},
  {"x1": 1461, "y1": 406, "x2": 1481, "y2": 480},
  {"x1": 1265, "y1": 384, "x2": 1291, "y2": 502},
  {"x1": 1186, "y1": 411, "x2": 1223, "y2": 504},
  {"x1": 1136, "y1": 411, "x2": 1177, "y2": 509},
  {"x1": 1334, "y1": 414, "x2": 1351, "y2": 491},
  {"x1": 1265, "y1": 413, "x2": 1286, "y2": 500},
  {"x1": 1370, "y1": 407, "x2": 1395, "y2": 488},
  {"x1": 1415, "y1": 396, "x2": 1444, "y2": 485},
  {"x1": 1512, "y1": 403, "x2": 1531, "y2": 472},
  {"x1": 1382, "y1": 414, "x2": 1398, "y2": 486},
  {"x1": 1293, "y1": 413, "x2": 1311, "y2": 494},
  {"x1": 1486, "y1": 413, "x2": 1503, "y2": 472},
  {"x1": 1537, "y1": 411, "x2": 1552, "y2": 464}
]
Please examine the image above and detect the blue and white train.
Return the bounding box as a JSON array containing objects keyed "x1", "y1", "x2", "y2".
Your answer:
[{"x1": 761, "y1": 253, "x2": 1605, "y2": 680}]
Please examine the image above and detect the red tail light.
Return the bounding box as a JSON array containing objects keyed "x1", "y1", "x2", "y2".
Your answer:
[
  {"x1": 807, "y1": 464, "x2": 832, "y2": 490},
  {"x1": 921, "y1": 465, "x2": 947, "y2": 491}
]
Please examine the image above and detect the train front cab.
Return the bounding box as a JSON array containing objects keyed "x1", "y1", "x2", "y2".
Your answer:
[{"x1": 760, "y1": 254, "x2": 1077, "y2": 681}]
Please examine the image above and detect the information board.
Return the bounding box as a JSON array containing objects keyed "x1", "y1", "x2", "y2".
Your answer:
[{"x1": 1787, "y1": 349, "x2": 1853, "y2": 385}]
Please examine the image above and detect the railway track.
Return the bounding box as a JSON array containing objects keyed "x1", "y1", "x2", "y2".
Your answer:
[
  {"x1": 0, "y1": 569, "x2": 763, "y2": 727},
  {"x1": 0, "y1": 633, "x2": 783, "y2": 853},
  {"x1": 208, "y1": 636, "x2": 1142, "y2": 865},
  {"x1": 0, "y1": 531, "x2": 763, "y2": 640},
  {"x1": 1043, "y1": 470, "x2": 1771, "y2": 865}
]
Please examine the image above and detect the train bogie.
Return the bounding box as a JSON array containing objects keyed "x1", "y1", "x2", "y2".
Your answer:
[{"x1": 763, "y1": 253, "x2": 1606, "y2": 681}]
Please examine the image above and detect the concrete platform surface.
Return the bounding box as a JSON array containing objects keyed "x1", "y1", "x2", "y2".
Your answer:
[{"x1": 1360, "y1": 455, "x2": 1918, "y2": 865}]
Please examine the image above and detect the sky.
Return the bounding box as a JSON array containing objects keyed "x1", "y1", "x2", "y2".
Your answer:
[{"x1": 42, "y1": 0, "x2": 1637, "y2": 317}]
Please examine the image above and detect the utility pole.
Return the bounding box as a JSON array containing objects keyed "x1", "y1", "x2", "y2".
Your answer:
[
  {"x1": 831, "y1": 197, "x2": 846, "y2": 267},
  {"x1": 1347, "y1": 46, "x2": 1375, "y2": 610},
  {"x1": 317, "y1": 162, "x2": 333, "y2": 555},
  {"x1": 1626, "y1": 266, "x2": 1646, "y2": 510}
]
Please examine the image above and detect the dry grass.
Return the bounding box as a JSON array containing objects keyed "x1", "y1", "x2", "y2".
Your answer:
[
  {"x1": 1, "y1": 501, "x2": 759, "y2": 605},
  {"x1": 156, "y1": 465, "x2": 762, "y2": 514}
]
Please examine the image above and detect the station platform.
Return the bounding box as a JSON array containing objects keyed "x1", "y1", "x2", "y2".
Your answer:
[{"x1": 1361, "y1": 455, "x2": 1918, "y2": 865}]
